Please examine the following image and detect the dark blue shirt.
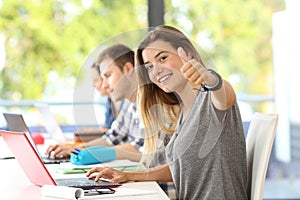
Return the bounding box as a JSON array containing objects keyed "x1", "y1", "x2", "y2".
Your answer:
[{"x1": 103, "y1": 97, "x2": 114, "y2": 128}]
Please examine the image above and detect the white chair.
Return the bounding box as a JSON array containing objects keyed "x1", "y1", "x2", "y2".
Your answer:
[{"x1": 246, "y1": 112, "x2": 279, "y2": 200}]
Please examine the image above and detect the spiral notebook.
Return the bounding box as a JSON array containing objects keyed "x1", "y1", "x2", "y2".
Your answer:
[{"x1": 0, "y1": 130, "x2": 121, "y2": 189}]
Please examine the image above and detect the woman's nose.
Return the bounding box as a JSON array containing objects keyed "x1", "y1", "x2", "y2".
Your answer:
[{"x1": 152, "y1": 63, "x2": 163, "y2": 76}]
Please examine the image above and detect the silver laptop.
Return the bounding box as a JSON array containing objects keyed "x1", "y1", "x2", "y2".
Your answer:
[
  {"x1": 3, "y1": 112, "x2": 69, "y2": 164},
  {"x1": 35, "y1": 103, "x2": 66, "y2": 142}
]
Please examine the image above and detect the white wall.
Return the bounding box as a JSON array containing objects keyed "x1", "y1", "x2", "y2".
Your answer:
[{"x1": 272, "y1": 0, "x2": 300, "y2": 162}]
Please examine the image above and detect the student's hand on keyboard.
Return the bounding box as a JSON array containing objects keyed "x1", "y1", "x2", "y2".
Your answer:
[
  {"x1": 46, "y1": 144, "x2": 74, "y2": 158},
  {"x1": 86, "y1": 167, "x2": 128, "y2": 183}
]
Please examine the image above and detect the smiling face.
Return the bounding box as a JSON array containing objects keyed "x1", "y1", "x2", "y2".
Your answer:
[{"x1": 142, "y1": 40, "x2": 188, "y2": 93}]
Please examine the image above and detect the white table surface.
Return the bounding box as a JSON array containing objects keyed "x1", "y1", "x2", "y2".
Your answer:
[{"x1": 0, "y1": 137, "x2": 170, "y2": 200}]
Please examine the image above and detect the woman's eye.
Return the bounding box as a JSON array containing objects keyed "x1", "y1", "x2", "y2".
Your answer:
[
  {"x1": 145, "y1": 64, "x2": 153, "y2": 71},
  {"x1": 160, "y1": 56, "x2": 167, "y2": 62}
]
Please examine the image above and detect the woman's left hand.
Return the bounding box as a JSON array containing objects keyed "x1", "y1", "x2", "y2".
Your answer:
[
  {"x1": 178, "y1": 47, "x2": 218, "y2": 88},
  {"x1": 86, "y1": 167, "x2": 128, "y2": 183},
  {"x1": 177, "y1": 47, "x2": 208, "y2": 86}
]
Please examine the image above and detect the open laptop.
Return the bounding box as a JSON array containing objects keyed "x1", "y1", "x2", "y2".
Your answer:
[
  {"x1": 0, "y1": 130, "x2": 121, "y2": 189},
  {"x1": 34, "y1": 103, "x2": 66, "y2": 142},
  {"x1": 3, "y1": 113, "x2": 69, "y2": 164},
  {"x1": 35, "y1": 103, "x2": 105, "y2": 143}
]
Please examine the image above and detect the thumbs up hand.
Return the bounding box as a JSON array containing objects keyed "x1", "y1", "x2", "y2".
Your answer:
[{"x1": 177, "y1": 47, "x2": 217, "y2": 88}]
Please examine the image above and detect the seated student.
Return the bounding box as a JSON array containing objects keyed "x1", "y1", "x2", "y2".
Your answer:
[
  {"x1": 46, "y1": 44, "x2": 143, "y2": 162},
  {"x1": 74, "y1": 62, "x2": 123, "y2": 141},
  {"x1": 114, "y1": 62, "x2": 179, "y2": 199},
  {"x1": 47, "y1": 43, "x2": 177, "y2": 199},
  {"x1": 90, "y1": 61, "x2": 116, "y2": 129},
  {"x1": 86, "y1": 25, "x2": 248, "y2": 199}
]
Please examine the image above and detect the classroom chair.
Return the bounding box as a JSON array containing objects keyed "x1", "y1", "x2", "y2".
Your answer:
[{"x1": 246, "y1": 112, "x2": 279, "y2": 200}]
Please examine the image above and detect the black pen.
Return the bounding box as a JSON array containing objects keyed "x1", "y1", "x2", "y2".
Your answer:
[
  {"x1": 71, "y1": 147, "x2": 81, "y2": 155},
  {"x1": 0, "y1": 156, "x2": 15, "y2": 160}
]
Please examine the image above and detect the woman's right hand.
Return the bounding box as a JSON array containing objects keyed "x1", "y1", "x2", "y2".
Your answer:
[{"x1": 86, "y1": 167, "x2": 129, "y2": 183}]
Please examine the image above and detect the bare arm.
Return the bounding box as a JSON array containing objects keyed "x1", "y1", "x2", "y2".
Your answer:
[
  {"x1": 181, "y1": 60, "x2": 236, "y2": 110},
  {"x1": 77, "y1": 137, "x2": 110, "y2": 149},
  {"x1": 210, "y1": 79, "x2": 236, "y2": 110},
  {"x1": 47, "y1": 138, "x2": 142, "y2": 162},
  {"x1": 201, "y1": 70, "x2": 236, "y2": 110},
  {"x1": 127, "y1": 164, "x2": 173, "y2": 182},
  {"x1": 86, "y1": 164, "x2": 173, "y2": 183},
  {"x1": 75, "y1": 127, "x2": 109, "y2": 134},
  {"x1": 114, "y1": 143, "x2": 141, "y2": 162},
  {"x1": 178, "y1": 47, "x2": 236, "y2": 110},
  {"x1": 79, "y1": 138, "x2": 141, "y2": 161},
  {"x1": 46, "y1": 137, "x2": 110, "y2": 158}
]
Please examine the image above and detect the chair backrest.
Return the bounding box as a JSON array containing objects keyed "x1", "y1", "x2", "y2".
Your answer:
[{"x1": 246, "y1": 112, "x2": 279, "y2": 200}]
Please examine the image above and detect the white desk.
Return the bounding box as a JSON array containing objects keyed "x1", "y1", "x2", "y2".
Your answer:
[
  {"x1": 0, "y1": 137, "x2": 170, "y2": 200},
  {"x1": 0, "y1": 159, "x2": 170, "y2": 200}
]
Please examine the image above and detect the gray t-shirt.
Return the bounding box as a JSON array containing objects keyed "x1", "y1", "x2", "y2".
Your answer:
[
  {"x1": 166, "y1": 91, "x2": 247, "y2": 199},
  {"x1": 144, "y1": 132, "x2": 177, "y2": 199}
]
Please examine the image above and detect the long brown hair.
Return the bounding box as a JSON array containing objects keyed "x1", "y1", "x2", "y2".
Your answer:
[{"x1": 136, "y1": 25, "x2": 204, "y2": 154}]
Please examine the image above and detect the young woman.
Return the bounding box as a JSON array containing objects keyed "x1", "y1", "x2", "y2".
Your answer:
[{"x1": 86, "y1": 26, "x2": 247, "y2": 199}]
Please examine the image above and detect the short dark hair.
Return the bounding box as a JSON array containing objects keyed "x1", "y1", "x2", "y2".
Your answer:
[
  {"x1": 91, "y1": 62, "x2": 100, "y2": 75},
  {"x1": 97, "y1": 44, "x2": 134, "y2": 71}
]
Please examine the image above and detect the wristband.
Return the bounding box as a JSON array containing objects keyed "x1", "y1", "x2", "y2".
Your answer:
[
  {"x1": 70, "y1": 146, "x2": 116, "y2": 165},
  {"x1": 202, "y1": 69, "x2": 223, "y2": 91}
]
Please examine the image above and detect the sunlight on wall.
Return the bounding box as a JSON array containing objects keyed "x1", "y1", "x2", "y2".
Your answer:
[{"x1": 272, "y1": 0, "x2": 300, "y2": 163}]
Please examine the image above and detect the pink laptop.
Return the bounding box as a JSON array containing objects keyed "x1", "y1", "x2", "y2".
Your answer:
[{"x1": 0, "y1": 130, "x2": 121, "y2": 189}]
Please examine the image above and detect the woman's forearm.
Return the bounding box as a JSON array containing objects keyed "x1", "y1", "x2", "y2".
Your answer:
[
  {"x1": 126, "y1": 164, "x2": 173, "y2": 182},
  {"x1": 211, "y1": 79, "x2": 236, "y2": 110},
  {"x1": 114, "y1": 144, "x2": 142, "y2": 162}
]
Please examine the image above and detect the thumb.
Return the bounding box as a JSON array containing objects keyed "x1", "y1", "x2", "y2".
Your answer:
[{"x1": 177, "y1": 47, "x2": 189, "y2": 64}]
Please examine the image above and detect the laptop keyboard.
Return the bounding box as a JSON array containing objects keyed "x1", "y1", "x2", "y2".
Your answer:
[
  {"x1": 41, "y1": 155, "x2": 70, "y2": 164},
  {"x1": 55, "y1": 178, "x2": 121, "y2": 189}
]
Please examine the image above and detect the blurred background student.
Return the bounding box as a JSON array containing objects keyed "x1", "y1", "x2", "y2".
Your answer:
[
  {"x1": 46, "y1": 44, "x2": 143, "y2": 162},
  {"x1": 74, "y1": 62, "x2": 123, "y2": 142}
]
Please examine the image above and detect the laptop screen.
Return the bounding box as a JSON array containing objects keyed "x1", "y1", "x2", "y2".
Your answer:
[
  {"x1": 0, "y1": 130, "x2": 121, "y2": 189},
  {"x1": 3, "y1": 113, "x2": 40, "y2": 155},
  {"x1": 35, "y1": 103, "x2": 66, "y2": 142},
  {"x1": 0, "y1": 130, "x2": 56, "y2": 186}
]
